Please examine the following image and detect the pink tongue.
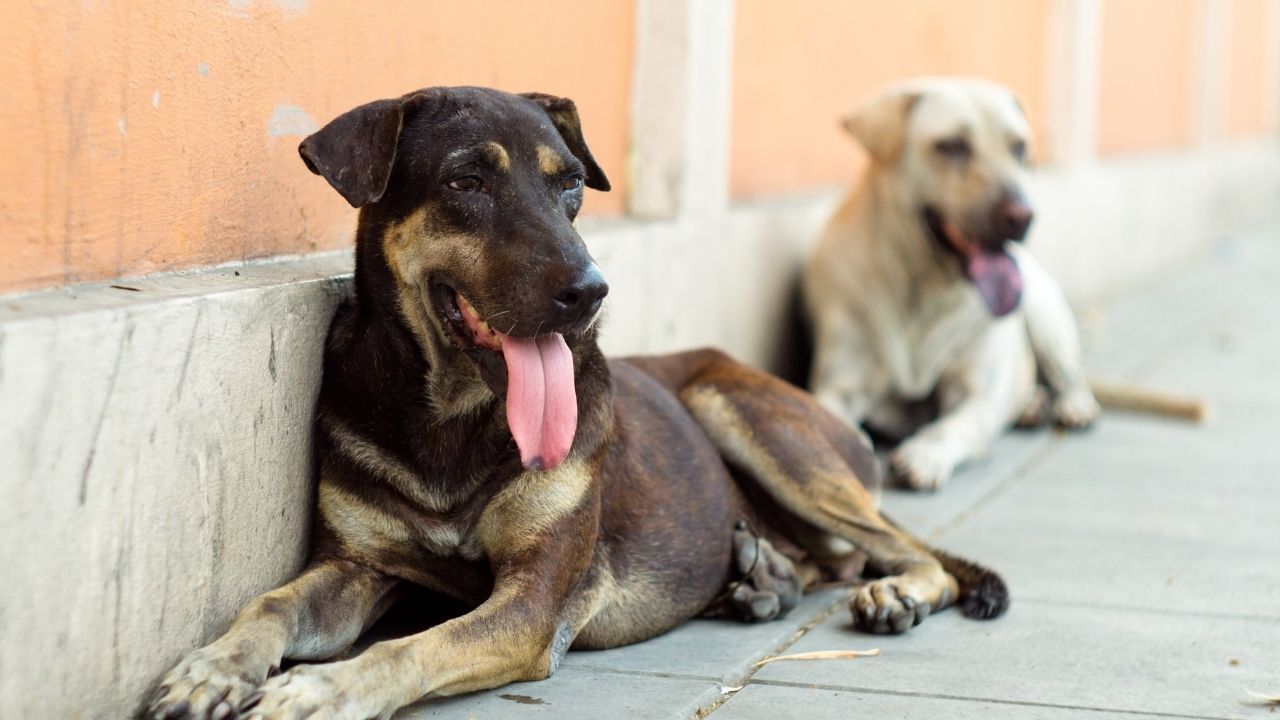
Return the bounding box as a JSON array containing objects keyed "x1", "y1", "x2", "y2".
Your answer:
[
  {"x1": 501, "y1": 333, "x2": 578, "y2": 471},
  {"x1": 967, "y1": 250, "x2": 1023, "y2": 317}
]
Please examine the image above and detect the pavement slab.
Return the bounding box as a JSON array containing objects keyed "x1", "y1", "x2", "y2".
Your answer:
[{"x1": 744, "y1": 602, "x2": 1278, "y2": 720}]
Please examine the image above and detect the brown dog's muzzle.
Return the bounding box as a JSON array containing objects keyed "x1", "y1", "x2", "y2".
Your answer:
[{"x1": 551, "y1": 265, "x2": 609, "y2": 326}]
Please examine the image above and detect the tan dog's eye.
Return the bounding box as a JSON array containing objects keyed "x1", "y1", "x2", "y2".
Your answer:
[
  {"x1": 447, "y1": 176, "x2": 484, "y2": 192},
  {"x1": 561, "y1": 175, "x2": 584, "y2": 193},
  {"x1": 1010, "y1": 140, "x2": 1028, "y2": 162},
  {"x1": 934, "y1": 137, "x2": 972, "y2": 160}
]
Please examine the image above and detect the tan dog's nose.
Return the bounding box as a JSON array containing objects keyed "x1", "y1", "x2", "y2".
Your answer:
[{"x1": 995, "y1": 196, "x2": 1034, "y2": 241}]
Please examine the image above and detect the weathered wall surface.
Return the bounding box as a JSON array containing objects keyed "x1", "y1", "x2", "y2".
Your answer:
[
  {"x1": 0, "y1": 1, "x2": 634, "y2": 294},
  {"x1": 730, "y1": 0, "x2": 1054, "y2": 199},
  {"x1": 0, "y1": 258, "x2": 348, "y2": 718}
]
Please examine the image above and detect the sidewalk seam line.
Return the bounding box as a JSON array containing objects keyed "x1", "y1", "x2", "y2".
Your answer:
[
  {"x1": 1015, "y1": 596, "x2": 1280, "y2": 623},
  {"x1": 745, "y1": 679, "x2": 1243, "y2": 720},
  {"x1": 928, "y1": 435, "x2": 1064, "y2": 541},
  {"x1": 691, "y1": 593, "x2": 852, "y2": 717}
]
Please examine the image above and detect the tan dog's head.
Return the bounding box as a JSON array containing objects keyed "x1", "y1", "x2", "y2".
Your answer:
[{"x1": 845, "y1": 78, "x2": 1034, "y2": 316}]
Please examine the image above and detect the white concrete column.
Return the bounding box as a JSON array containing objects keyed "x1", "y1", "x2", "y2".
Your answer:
[
  {"x1": 1197, "y1": 0, "x2": 1232, "y2": 147},
  {"x1": 626, "y1": 0, "x2": 735, "y2": 221},
  {"x1": 1264, "y1": 0, "x2": 1280, "y2": 132},
  {"x1": 1046, "y1": 0, "x2": 1101, "y2": 167}
]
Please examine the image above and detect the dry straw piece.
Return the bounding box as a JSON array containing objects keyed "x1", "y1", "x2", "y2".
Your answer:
[
  {"x1": 1244, "y1": 689, "x2": 1280, "y2": 706},
  {"x1": 751, "y1": 649, "x2": 880, "y2": 668}
]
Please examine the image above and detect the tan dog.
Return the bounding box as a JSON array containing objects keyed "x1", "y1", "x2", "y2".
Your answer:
[
  {"x1": 147, "y1": 87, "x2": 1008, "y2": 720},
  {"x1": 805, "y1": 78, "x2": 1100, "y2": 491}
]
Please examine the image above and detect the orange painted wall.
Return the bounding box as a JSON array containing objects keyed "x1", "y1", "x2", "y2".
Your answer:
[
  {"x1": 0, "y1": 1, "x2": 634, "y2": 295},
  {"x1": 1097, "y1": 0, "x2": 1200, "y2": 154},
  {"x1": 730, "y1": 0, "x2": 1054, "y2": 200},
  {"x1": 1227, "y1": 0, "x2": 1278, "y2": 137}
]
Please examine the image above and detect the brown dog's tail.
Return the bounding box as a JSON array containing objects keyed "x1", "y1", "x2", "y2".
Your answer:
[{"x1": 932, "y1": 547, "x2": 1009, "y2": 620}]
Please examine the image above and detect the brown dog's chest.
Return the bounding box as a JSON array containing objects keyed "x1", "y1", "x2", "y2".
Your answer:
[{"x1": 314, "y1": 467, "x2": 507, "y2": 593}]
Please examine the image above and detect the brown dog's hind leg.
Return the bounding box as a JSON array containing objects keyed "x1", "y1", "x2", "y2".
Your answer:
[
  {"x1": 678, "y1": 354, "x2": 1005, "y2": 634},
  {"x1": 147, "y1": 559, "x2": 398, "y2": 720}
]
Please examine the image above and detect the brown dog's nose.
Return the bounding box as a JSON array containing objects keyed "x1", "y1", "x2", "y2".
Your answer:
[
  {"x1": 996, "y1": 197, "x2": 1034, "y2": 241},
  {"x1": 554, "y1": 266, "x2": 609, "y2": 322}
]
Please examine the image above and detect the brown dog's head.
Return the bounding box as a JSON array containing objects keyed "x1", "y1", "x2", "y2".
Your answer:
[
  {"x1": 845, "y1": 78, "x2": 1034, "y2": 316},
  {"x1": 300, "y1": 87, "x2": 611, "y2": 470}
]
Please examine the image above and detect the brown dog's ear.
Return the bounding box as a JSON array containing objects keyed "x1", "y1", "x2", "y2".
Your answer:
[
  {"x1": 841, "y1": 86, "x2": 922, "y2": 164},
  {"x1": 521, "y1": 92, "x2": 611, "y2": 191},
  {"x1": 299, "y1": 98, "x2": 406, "y2": 208}
]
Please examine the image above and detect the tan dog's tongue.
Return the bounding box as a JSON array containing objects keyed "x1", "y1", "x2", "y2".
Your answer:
[
  {"x1": 967, "y1": 250, "x2": 1024, "y2": 317},
  {"x1": 501, "y1": 333, "x2": 577, "y2": 471}
]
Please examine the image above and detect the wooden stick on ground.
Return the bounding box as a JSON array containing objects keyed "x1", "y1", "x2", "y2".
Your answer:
[{"x1": 1089, "y1": 378, "x2": 1211, "y2": 423}]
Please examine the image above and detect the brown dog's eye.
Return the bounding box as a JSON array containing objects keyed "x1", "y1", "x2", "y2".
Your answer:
[
  {"x1": 1010, "y1": 139, "x2": 1028, "y2": 162},
  {"x1": 561, "y1": 175, "x2": 584, "y2": 192},
  {"x1": 934, "y1": 137, "x2": 972, "y2": 160},
  {"x1": 447, "y1": 176, "x2": 484, "y2": 192}
]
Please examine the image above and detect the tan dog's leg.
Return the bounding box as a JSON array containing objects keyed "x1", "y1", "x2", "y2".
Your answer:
[
  {"x1": 149, "y1": 559, "x2": 398, "y2": 719},
  {"x1": 808, "y1": 309, "x2": 886, "y2": 435},
  {"x1": 1017, "y1": 249, "x2": 1100, "y2": 428},
  {"x1": 891, "y1": 317, "x2": 1036, "y2": 490},
  {"x1": 679, "y1": 360, "x2": 957, "y2": 634}
]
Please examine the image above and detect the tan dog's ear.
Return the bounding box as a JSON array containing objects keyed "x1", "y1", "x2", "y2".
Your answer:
[
  {"x1": 841, "y1": 87, "x2": 922, "y2": 164},
  {"x1": 521, "y1": 92, "x2": 611, "y2": 191},
  {"x1": 299, "y1": 98, "x2": 406, "y2": 208}
]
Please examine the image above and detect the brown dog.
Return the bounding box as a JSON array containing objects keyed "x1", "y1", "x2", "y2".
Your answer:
[{"x1": 147, "y1": 87, "x2": 1007, "y2": 720}]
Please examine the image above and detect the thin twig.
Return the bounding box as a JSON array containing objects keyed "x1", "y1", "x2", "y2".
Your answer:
[
  {"x1": 752, "y1": 649, "x2": 880, "y2": 668},
  {"x1": 1244, "y1": 689, "x2": 1280, "y2": 706}
]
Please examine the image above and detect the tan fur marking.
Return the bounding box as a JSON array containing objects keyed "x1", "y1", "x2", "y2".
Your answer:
[
  {"x1": 536, "y1": 144, "x2": 564, "y2": 175},
  {"x1": 681, "y1": 385, "x2": 877, "y2": 518},
  {"x1": 476, "y1": 457, "x2": 594, "y2": 556},
  {"x1": 322, "y1": 412, "x2": 461, "y2": 513},
  {"x1": 484, "y1": 141, "x2": 511, "y2": 171},
  {"x1": 318, "y1": 482, "x2": 415, "y2": 556},
  {"x1": 572, "y1": 566, "x2": 667, "y2": 649},
  {"x1": 378, "y1": 211, "x2": 495, "y2": 418}
]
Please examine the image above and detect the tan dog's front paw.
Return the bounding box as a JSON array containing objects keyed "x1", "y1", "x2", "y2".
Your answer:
[
  {"x1": 148, "y1": 644, "x2": 272, "y2": 720},
  {"x1": 241, "y1": 664, "x2": 383, "y2": 720},
  {"x1": 1015, "y1": 386, "x2": 1051, "y2": 428},
  {"x1": 890, "y1": 440, "x2": 954, "y2": 491},
  {"x1": 1053, "y1": 387, "x2": 1099, "y2": 430},
  {"x1": 851, "y1": 579, "x2": 933, "y2": 634}
]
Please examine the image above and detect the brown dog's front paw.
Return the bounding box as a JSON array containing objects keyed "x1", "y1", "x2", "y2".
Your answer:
[
  {"x1": 1053, "y1": 388, "x2": 1100, "y2": 430},
  {"x1": 850, "y1": 579, "x2": 932, "y2": 634},
  {"x1": 148, "y1": 645, "x2": 273, "y2": 720},
  {"x1": 241, "y1": 665, "x2": 372, "y2": 720}
]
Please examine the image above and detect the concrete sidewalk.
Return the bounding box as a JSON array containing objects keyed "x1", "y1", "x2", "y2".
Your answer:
[{"x1": 401, "y1": 227, "x2": 1280, "y2": 720}]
